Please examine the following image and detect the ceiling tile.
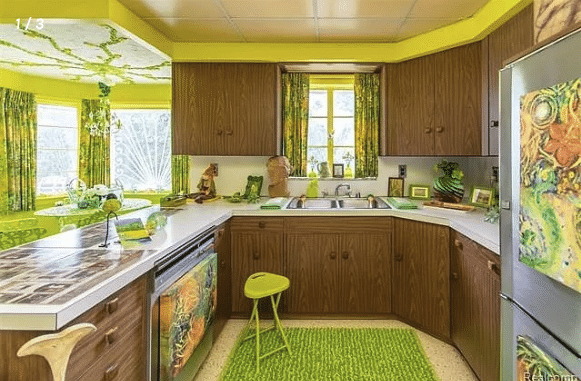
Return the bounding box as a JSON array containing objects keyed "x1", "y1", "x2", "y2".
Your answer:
[
  {"x1": 396, "y1": 18, "x2": 457, "y2": 40},
  {"x1": 145, "y1": 18, "x2": 243, "y2": 41},
  {"x1": 317, "y1": 0, "x2": 414, "y2": 19},
  {"x1": 234, "y1": 19, "x2": 318, "y2": 42},
  {"x1": 408, "y1": 0, "x2": 489, "y2": 19},
  {"x1": 221, "y1": 0, "x2": 314, "y2": 18},
  {"x1": 318, "y1": 18, "x2": 403, "y2": 41},
  {"x1": 118, "y1": 0, "x2": 225, "y2": 18}
]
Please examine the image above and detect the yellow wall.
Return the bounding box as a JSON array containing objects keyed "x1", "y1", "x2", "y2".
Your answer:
[{"x1": 0, "y1": 69, "x2": 171, "y2": 107}]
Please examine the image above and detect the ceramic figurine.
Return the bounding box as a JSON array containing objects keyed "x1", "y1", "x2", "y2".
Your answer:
[{"x1": 189, "y1": 164, "x2": 217, "y2": 204}]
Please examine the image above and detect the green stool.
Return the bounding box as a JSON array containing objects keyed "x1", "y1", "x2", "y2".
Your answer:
[{"x1": 243, "y1": 272, "x2": 292, "y2": 371}]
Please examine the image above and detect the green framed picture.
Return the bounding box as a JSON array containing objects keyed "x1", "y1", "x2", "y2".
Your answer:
[
  {"x1": 408, "y1": 184, "x2": 431, "y2": 200},
  {"x1": 242, "y1": 175, "x2": 263, "y2": 199},
  {"x1": 469, "y1": 186, "x2": 495, "y2": 207}
]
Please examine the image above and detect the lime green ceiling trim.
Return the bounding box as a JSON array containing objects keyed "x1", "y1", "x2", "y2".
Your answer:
[
  {"x1": 0, "y1": 68, "x2": 171, "y2": 104},
  {"x1": 173, "y1": 0, "x2": 532, "y2": 63}
]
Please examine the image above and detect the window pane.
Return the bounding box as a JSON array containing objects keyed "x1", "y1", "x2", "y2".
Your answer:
[
  {"x1": 307, "y1": 147, "x2": 327, "y2": 174},
  {"x1": 37, "y1": 104, "x2": 77, "y2": 127},
  {"x1": 112, "y1": 110, "x2": 171, "y2": 192},
  {"x1": 37, "y1": 173, "x2": 75, "y2": 195},
  {"x1": 309, "y1": 90, "x2": 327, "y2": 117},
  {"x1": 333, "y1": 117, "x2": 354, "y2": 146},
  {"x1": 333, "y1": 147, "x2": 355, "y2": 168},
  {"x1": 333, "y1": 90, "x2": 354, "y2": 116},
  {"x1": 37, "y1": 126, "x2": 77, "y2": 149},
  {"x1": 308, "y1": 117, "x2": 328, "y2": 146}
]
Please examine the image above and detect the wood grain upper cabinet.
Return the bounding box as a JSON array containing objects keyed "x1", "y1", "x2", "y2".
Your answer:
[
  {"x1": 451, "y1": 231, "x2": 501, "y2": 381},
  {"x1": 285, "y1": 217, "x2": 391, "y2": 315},
  {"x1": 172, "y1": 63, "x2": 278, "y2": 156},
  {"x1": 486, "y1": 5, "x2": 534, "y2": 155},
  {"x1": 392, "y1": 218, "x2": 450, "y2": 339},
  {"x1": 387, "y1": 42, "x2": 481, "y2": 156},
  {"x1": 230, "y1": 217, "x2": 284, "y2": 314}
]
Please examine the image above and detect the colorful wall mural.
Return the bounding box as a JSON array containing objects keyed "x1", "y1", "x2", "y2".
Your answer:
[{"x1": 520, "y1": 78, "x2": 581, "y2": 293}]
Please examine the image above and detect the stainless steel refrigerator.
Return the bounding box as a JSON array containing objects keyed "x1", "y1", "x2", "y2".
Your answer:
[{"x1": 500, "y1": 27, "x2": 581, "y2": 380}]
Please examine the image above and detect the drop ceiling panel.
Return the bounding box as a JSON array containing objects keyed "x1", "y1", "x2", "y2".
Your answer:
[
  {"x1": 118, "y1": 0, "x2": 225, "y2": 18},
  {"x1": 317, "y1": 0, "x2": 414, "y2": 19},
  {"x1": 221, "y1": 0, "x2": 314, "y2": 18},
  {"x1": 396, "y1": 18, "x2": 457, "y2": 40},
  {"x1": 408, "y1": 0, "x2": 489, "y2": 19},
  {"x1": 145, "y1": 18, "x2": 243, "y2": 41},
  {"x1": 318, "y1": 18, "x2": 403, "y2": 42},
  {"x1": 234, "y1": 19, "x2": 318, "y2": 42}
]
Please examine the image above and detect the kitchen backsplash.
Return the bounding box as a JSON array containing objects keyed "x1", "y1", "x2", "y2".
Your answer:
[{"x1": 189, "y1": 156, "x2": 499, "y2": 199}]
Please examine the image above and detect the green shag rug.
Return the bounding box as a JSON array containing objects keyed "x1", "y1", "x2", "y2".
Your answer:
[{"x1": 220, "y1": 327, "x2": 439, "y2": 381}]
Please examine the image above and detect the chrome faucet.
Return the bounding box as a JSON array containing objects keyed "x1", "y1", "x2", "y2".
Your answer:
[{"x1": 335, "y1": 183, "x2": 351, "y2": 197}]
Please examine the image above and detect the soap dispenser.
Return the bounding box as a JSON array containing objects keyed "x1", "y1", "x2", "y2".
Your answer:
[{"x1": 306, "y1": 178, "x2": 319, "y2": 198}]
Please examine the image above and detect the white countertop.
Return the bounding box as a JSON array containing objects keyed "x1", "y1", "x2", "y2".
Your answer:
[{"x1": 0, "y1": 197, "x2": 499, "y2": 331}]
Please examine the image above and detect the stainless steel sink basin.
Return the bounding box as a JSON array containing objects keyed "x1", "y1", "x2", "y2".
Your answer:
[{"x1": 286, "y1": 197, "x2": 390, "y2": 209}]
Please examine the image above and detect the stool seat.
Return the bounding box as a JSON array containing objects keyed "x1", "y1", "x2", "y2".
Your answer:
[{"x1": 244, "y1": 272, "x2": 289, "y2": 299}]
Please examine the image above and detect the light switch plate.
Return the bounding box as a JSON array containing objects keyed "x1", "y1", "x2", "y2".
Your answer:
[
  {"x1": 211, "y1": 163, "x2": 218, "y2": 176},
  {"x1": 398, "y1": 164, "x2": 407, "y2": 178}
]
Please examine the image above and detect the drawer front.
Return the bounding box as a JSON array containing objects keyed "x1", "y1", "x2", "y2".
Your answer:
[
  {"x1": 230, "y1": 217, "x2": 283, "y2": 232},
  {"x1": 66, "y1": 277, "x2": 146, "y2": 381},
  {"x1": 73, "y1": 320, "x2": 145, "y2": 381}
]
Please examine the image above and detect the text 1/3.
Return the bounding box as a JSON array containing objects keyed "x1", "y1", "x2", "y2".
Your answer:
[{"x1": 16, "y1": 18, "x2": 44, "y2": 31}]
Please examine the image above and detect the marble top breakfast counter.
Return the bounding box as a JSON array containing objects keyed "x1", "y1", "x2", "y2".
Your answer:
[{"x1": 0, "y1": 197, "x2": 499, "y2": 331}]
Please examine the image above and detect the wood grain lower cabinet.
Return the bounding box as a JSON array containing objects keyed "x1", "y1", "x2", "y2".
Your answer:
[
  {"x1": 0, "y1": 277, "x2": 147, "y2": 381},
  {"x1": 392, "y1": 218, "x2": 450, "y2": 339},
  {"x1": 285, "y1": 217, "x2": 391, "y2": 314},
  {"x1": 451, "y1": 231, "x2": 501, "y2": 381},
  {"x1": 230, "y1": 217, "x2": 284, "y2": 314}
]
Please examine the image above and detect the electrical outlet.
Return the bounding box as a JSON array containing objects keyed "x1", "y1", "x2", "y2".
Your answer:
[
  {"x1": 398, "y1": 164, "x2": 407, "y2": 178},
  {"x1": 492, "y1": 166, "x2": 499, "y2": 183},
  {"x1": 211, "y1": 163, "x2": 218, "y2": 176}
]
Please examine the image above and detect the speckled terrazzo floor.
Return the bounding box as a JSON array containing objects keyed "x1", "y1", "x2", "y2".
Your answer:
[{"x1": 195, "y1": 319, "x2": 478, "y2": 381}]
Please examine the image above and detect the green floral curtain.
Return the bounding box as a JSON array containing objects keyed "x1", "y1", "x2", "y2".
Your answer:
[
  {"x1": 282, "y1": 73, "x2": 309, "y2": 177},
  {"x1": 79, "y1": 99, "x2": 111, "y2": 188},
  {"x1": 0, "y1": 88, "x2": 37, "y2": 213},
  {"x1": 354, "y1": 73, "x2": 380, "y2": 178},
  {"x1": 172, "y1": 155, "x2": 190, "y2": 194}
]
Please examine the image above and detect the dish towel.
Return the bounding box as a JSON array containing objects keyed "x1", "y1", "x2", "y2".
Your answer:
[
  {"x1": 386, "y1": 197, "x2": 418, "y2": 210},
  {"x1": 260, "y1": 197, "x2": 289, "y2": 210}
]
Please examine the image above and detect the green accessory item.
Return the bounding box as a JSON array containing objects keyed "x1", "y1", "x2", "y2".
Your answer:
[
  {"x1": 433, "y1": 159, "x2": 465, "y2": 203},
  {"x1": 220, "y1": 327, "x2": 437, "y2": 381},
  {"x1": 386, "y1": 197, "x2": 419, "y2": 210},
  {"x1": 243, "y1": 176, "x2": 264, "y2": 199},
  {"x1": 260, "y1": 197, "x2": 289, "y2": 210},
  {"x1": 306, "y1": 178, "x2": 318, "y2": 198},
  {"x1": 242, "y1": 272, "x2": 292, "y2": 372}
]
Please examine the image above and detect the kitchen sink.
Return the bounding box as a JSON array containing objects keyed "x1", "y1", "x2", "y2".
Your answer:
[{"x1": 286, "y1": 197, "x2": 390, "y2": 209}]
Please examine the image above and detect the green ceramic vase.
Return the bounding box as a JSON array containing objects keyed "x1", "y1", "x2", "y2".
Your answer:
[{"x1": 433, "y1": 175, "x2": 464, "y2": 203}]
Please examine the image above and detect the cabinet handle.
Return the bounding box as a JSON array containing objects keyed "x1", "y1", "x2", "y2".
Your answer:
[
  {"x1": 451, "y1": 272, "x2": 459, "y2": 280},
  {"x1": 106, "y1": 298, "x2": 119, "y2": 314},
  {"x1": 424, "y1": 127, "x2": 432, "y2": 134},
  {"x1": 220, "y1": 260, "x2": 226, "y2": 268},
  {"x1": 329, "y1": 251, "x2": 337, "y2": 259},
  {"x1": 394, "y1": 253, "x2": 403, "y2": 262},
  {"x1": 226, "y1": 129, "x2": 233, "y2": 136},
  {"x1": 488, "y1": 260, "x2": 500, "y2": 274},
  {"x1": 105, "y1": 364, "x2": 119, "y2": 381},
  {"x1": 341, "y1": 251, "x2": 349, "y2": 260},
  {"x1": 454, "y1": 239, "x2": 463, "y2": 250},
  {"x1": 258, "y1": 221, "x2": 266, "y2": 228},
  {"x1": 217, "y1": 129, "x2": 223, "y2": 136},
  {"x1": 105, "y1": 327, "x2": 118, "y2": 345},
  {"x1": 435, "y1": 126, "x2": 444, "y2": 133},
  {"x1": 252, "y1": 252, "x2": 260, "y2": 260},
  {"x1": 216, "y1": 228, "x2": 224, "y2": 239}
]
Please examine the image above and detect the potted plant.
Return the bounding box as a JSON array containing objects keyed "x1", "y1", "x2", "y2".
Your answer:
[{"x1": 433, "y1": 159, "x2": 465, "y2": 203}]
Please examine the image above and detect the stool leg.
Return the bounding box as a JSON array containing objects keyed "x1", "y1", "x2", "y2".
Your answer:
[
  {"x1": 271, "y1": 293, "x2": 291, "y2": 355},
  {"x1": 254, "y1": 299, "x2": 260, "y2": 372}
]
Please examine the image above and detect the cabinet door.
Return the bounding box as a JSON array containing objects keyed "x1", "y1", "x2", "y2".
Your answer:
[
  {"x1": 393, "y1": 219, "x2": 450, "y2": 338},
  {"x1": 387, "y1": 55, "x2": 435, "y2": 155},
  {"x1": 451, "y1": 232, "x2": 500, "y2": 381},
  {"x1": 341, "y1": 233, "x2": 391, "y2": 314},
  {"x1": 286, "y1": 233, "x2": 340, "y2": 313},
  {"x1": 487, "y1": 5, "x2": 533, "y2": 155},
  {"x1": 172, "y1": 63, "x2": 228, "y2": 155},
  {"x1": 434, "y1": 42, "x2": 482, "y2": 155}
]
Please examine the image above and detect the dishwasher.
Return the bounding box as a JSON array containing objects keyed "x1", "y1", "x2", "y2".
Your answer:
[{"x1": 149, "y1": 227, "x2": 217, "y2": 381}]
